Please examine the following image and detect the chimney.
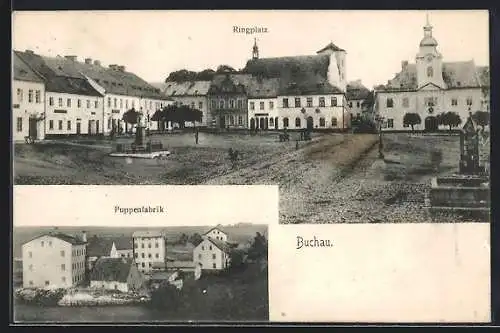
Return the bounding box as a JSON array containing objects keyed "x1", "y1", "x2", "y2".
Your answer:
[
  {"x1": 25, "y1": 49, "x2": 34, "y2": 54},
  {"x1": 93, "y1": 60, "x2": 101, "y2": 66},
  {"x1": 65, "y1": 55, "x2": 77, "y2": 62},
  {"x1": 81, "y1": 231, "x2": 87, "y2": 243},
  {"x1": 401, "y1": 61, "x2": 409, "y2": 70},
  {"x1": 85, "y1": 58, "x2": 92, "y2": 64},
  {"x1": 117, "y1": 65, "x2": 125, "y2": 72}
]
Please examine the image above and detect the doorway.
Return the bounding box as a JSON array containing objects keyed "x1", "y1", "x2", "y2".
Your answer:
[
  {"x1": 76, "y1": 122, "x2": 81, "y2": 135},
  {"x1": 29, "y1": 117, "x2": 38, "y2": 140},
  {"x1": 307, "y1": 116, "x2": 314, "y2": 131},
  {"x1": 219, "y1": 116, "x2": 226, "y2": 129},
  {"x1": 424, "y1": 116, "x2": 438, "y2": 132}
]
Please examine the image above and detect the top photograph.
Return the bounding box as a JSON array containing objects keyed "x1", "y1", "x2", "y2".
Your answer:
[{"x1": 11, "y1": 10, "x2": 490, "y2": 224}]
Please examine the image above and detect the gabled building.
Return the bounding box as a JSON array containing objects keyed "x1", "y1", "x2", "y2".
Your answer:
[
  {"x1": 86, "y1": 236, "x2": 134, "y2": 270},
  {"x1": 89, "y1": 257, "x2": 144, "y2": 292},
  {"x1": 22, "y1": 231, "x2": 87, "y2": 288},
  {"x1": 15, "y1": 50, "x2": 104, "y2": 137},
  {"x1": 202, "y1": 225, "x2": 228, "y2": 242},
  {"x1": 346, "y1": 80, "x2": 373, "y2": 121},
  {"x1": 243, "y1": 41, "x2": 349, "y2": 130},
  {"x1": 193, "y1": 237, "x2": 232, "y2": 271},
  {"x1": 375, "y1": 16, "x2": 490, "y2": 131},
  {"x1": 12, "y1": 52, "x2": 46, "y2": 141},
  {"x1": 246, "y1": 77, "x2": 280, "y2": 130}
]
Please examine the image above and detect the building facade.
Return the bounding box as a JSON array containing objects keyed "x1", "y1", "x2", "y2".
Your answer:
[
  {"x1": 22, "y1": 232, "x2": 87, "y2": 288},
  {"x1": 346, "y1": 80, "x2": 373, "y2": 122},
  {"x1": 243, "y1": 42, "x2": 349, "y2": 130},
  {"x1": 247, "y1": 77, "x2": 280, "y2": 130},
  {"x1": 162, "y1": 81, "x2": 211, "y2": 128},
  {"x1": 375, "y1": 17, "x2": 490, "y2": 131},
  {"x1": 202, "y1": 225, "x2": 228, "y2": 242},
  {"x1": 132, "y1": 231, "x2": 166, "y2": 274},
  {"x1": 89, "y1": 257, "x2": 144, "y2": 293},
  {"x1": 12, "y1": 52, "x2": 46, "y2": 141},
  {"x1": 193, "y1": 238, "x2": 232, "y2": 271}
]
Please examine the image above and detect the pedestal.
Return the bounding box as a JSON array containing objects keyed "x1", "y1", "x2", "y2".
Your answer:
[{"x1": 135, "y1": 126, "x2": 146, "y2": 146}]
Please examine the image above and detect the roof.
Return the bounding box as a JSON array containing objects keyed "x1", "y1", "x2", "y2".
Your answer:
[
  {"x1": 377, "y1": 61, "x2": 486, "y2": 92},
  {"x1": 150, "y1": 271, "x2": 172, "y2": 281},
  {"x1": 86, "y1": 236, "x2": 133, "y2": 257},
  {"x1": 205, "y1": 238, "x2": 232, "y2": 254},
  {"x1": 14, "y1": 50, "x2": 167, "y2": 100},
  {"x1": 162, "y1": 81, "x2": 211, "y2": 97},
  {"x1": 23, "y1": 232, "x2": 87, "y2": 246},
  {"x1": 246, "y1": 77, "x2": 280, "y2": 98},
  {"x1": 202, "y1": 224, "x2": 227, "y2": 236},
  {"x1": 316, "y1": 42, "x2": 345, "y2": 53},
  {"x1": 346, "y1": 80, "x2": 371, "y2": 100},
  {"x1": 477, "y1": 66, "x2": 490, "y2": 87},
  {"x1": 90, "y1": 257, "x2": 134, "y2": 282},
  {"x1": 132, "y1": 230, "x2": 165, "y2": 238},
  {"x1": 13, "y1": 52, "x2": 44, "y2": 83},
  {"x1": 167, "y1": 261, "x2": 195, "y2": 269},
  {"x1": 243, "y1": 55, "x2": 343, "y2": 95},
  {"x1": 208, "y1": 73, "x2": 253, "y2": 95}
]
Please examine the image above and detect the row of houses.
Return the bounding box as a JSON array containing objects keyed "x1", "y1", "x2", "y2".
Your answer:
[
  {"x1": 20, "y1": 225, "x2": 235, "y2": 292},
  {"x1": 12, "y1": 50, "x2": 173, "y2": 142}
]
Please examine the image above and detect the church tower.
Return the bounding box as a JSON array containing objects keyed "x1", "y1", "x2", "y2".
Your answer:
[
  {"x1": 416, "y1": 14, "x2": 446, "y2": 89},
  {"x1": 252, "y1": 38, "x2": 259, "y2": 60}
]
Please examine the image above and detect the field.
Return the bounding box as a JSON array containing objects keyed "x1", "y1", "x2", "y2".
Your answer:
[{"x1": 13, "y1": 131, "x2": 488, "y2": 223}]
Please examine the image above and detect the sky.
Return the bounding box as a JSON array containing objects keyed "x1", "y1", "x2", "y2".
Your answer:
[
  {"x1": 12, "y1": 10, "x2": 489, "y2": 89},
  {"x1": 13, "y1": 185, "x2": 278, "y2": 227}
]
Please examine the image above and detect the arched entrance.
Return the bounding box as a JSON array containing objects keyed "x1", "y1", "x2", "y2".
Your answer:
[
  {"x1": 424, "y1": 116, "x2": 438, "y2": 132},
  {"x1": 264, "y1": 117, "x2": 268, "y2": 130},
  {"x1": 250, "y1": 118, "x2": 256, "y2": 130},
  {"x1": 306, "y1": 116, "x2": 314, "y2": 131},
  {"x1": 219, "y1": 116, "x2": 225, "y2": 129},
  {"x1": 274, "y1": 117, "x2": 279, "y2": 129},
  {"x1": 259, "y1": 118, "x2": 265, "y2": 130}
]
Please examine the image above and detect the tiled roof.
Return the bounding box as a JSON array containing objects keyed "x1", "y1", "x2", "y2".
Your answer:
[
  {"x1": 477, "y1": 66, "x2": 490, "y2": 87},
  {"x1": 202, "y1": 224, "x2": 227, "y2": 236},
  {"x1": 206, "y1": 238, "x2": 232, "y2": 254},
  {"x1": 23, "y1": 232, "x2": 87, "y2": 246},
  {"x1": 13, "y1": 52, "x2": 44, "y2": 83},
  {"x1": 167, "y1": 261, "x2": 195, "y2": 269},
  {"x1": 14, "y1": 51, "x2": 102, "y2": 97},
  {"x1": 90, "y1": 257, "x2": 133, "y2": 283},
  {"x1": 346, "y1": 80, "x2": 371, "y2": 100},
  {"x1": 113, "y1": 237, "x2": 133, "y2": 251},
  {"x1": 162, "y1": 81, "x2": 211, "y2": 97},
  {"x1": 132, "y1": 230, "x2": 165, "y2": 238},
  {"x1": 317, "y1": 42, "x2": 346, "y2": 53},
  {"x1": 86, "y1": 236, "x2": 133, "y2": 257},
  {"x1": 244, "y1": 55, "x2": 343, "y2": 95},
  {"x1": 378, "y1": 61, "x2": 486, "y2": 91},
  {"x1": 246, "y1": 77, "x2": 280, "y2": 98}
]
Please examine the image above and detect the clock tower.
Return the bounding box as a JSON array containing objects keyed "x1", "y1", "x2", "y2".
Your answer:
[{"x1": 416, "y1": 14, "x2": 446, "y2": 89}]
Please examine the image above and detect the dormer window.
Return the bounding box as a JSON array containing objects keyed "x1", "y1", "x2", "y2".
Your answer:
[{"x1": 427, "y1": 66, "x2": 434, "y2": 78}]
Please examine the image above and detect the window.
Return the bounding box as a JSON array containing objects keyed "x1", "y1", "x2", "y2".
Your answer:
[
  {"x1": 95, "y1": 100, "x2": 98, "y2": 108},
  {"x1": 402, "y1": 97, "x2": 409, "y2": 108},
  {"x1": 467, "y1": 97, "x2": 473, "y2": 106},
  {"x1": 58, "y1": 120, "x2": 63, "y2": 130},
  {"x1": 67, "y1": 98, "x2": 71, "y2": 107},
  {"x1": 387, "y1": 119, "x2": 394, "y2": 128},
  {"x1": 295, "y1": 97, "x2": 301, "y2": 108},
  {"x1": 349, "y1": 102, "x2": 353, "y2": 108},
  {"x1": 451, "y1": 98, "x2": 458, "y2": 106},
  {"x1": 357, "y1": 102, "x2": 360, "y2": 108},
  {"x1": 331, "y1": 97, "x2": 337, "y2": 106},
  {"x1": 114, "y1": 98, "x2": 117, "y2": 108},
  {"x1": 155, "y1": 253, "x2": 159, "y2": 258},
  {"x1": 141, "y1": 243, "x2": 144, "y2": 248},
  {"x1": 148, "y1": 253, "x2": 152, "y2": 258},
  {"x1": 319, "y1": 117, "x2": 326, "y2": 127},
  {"x1": 250, "y1": 102, "x2": 255, "y2": 110},
  {"x1": 17, "y1": 89, "x2": 23, "y2": 102},
  {"x1": 331, "y1": 117, "x2": 338, "y2": 127},
  {"x1": 211, "y1": 100, "x2": 216, "y2": 109},
  {"x1": 219, "y1": 100, "x2": 225, "y2": 109},
  {"x1": 212, "y1": 263, "x2": 216, "y2": 269},
  {"x1": 107, "y1": 97, "x2": 111, "y2": 107},
  {"x1": 86, "y1": 100, "x2": 90, "y2": 108},
  {"x1": 141, "y1": 253, "x2": 145, "y2": 258},
  {"x1": 427, "y1": 66, "x2": 434, "y2": 77},
  {"x1": 49, "y1": 97, "x2": 53, "y2": 106},
  {"x1": 295, "y1": 117, "x2": 301, "y2": 127},
  {"x1": 142, "y1": 263, "x2": 145, "y2": 268},
  {"x1": 212, "y1": 254, "x2": 216, "y2": 259},
  {"x1": 28, "y1": 251, "x2": 32, "y2": 258},
  {"x1": 148, "y1": 243, "x2": 151, "y2": 248},
  {"x1": 230, "y1": 99, "x2": 235, "y2": 108},
  {"x1": 282, "y1": 98, "x2": 289, "y2": 108},
  {"x1": 237, "y1": 100, "x2": 243, "y2": 108},
  {"x1": 319, "y1": 97, "x2": 325, "y2": 107},
  {"x1": 198, "y1": 254, "x2": 202, "y2": 260},
  {"x1": 230, "y1": 115, "x2": 234, "y2": 125},
  {"x1": 60, "y1": 250, "x2": 65, "y2": 257},
  {"x1": 199, "y1": 102, "x2": 203, "y2": 109},
  {"x1": 58, "y1": 98, "x2": 63, "y2": 107},
  {"x1": 201, "y1": 246, "x2": 204, "y2": 250},
  {"x1": 238, "y1": 116, "x2": 243, "y2": 125},
  {"x1": 28, "y1": 90, "x2": 33, "y2": 103},
  {"x1": 49, "y1": 120, "x2": 54, "y2": 130},
  {"x1": 67, "y1": 120, "x2": 71, "y2": 130},
  {"x1": 283, "y1": 117, "x2": 289, "y2": 128},
  {"x1": 269, "y1": 117, "x2": 274, "y2": 127},
  {"x1": 132, "y1": 100, "x2": 135, "y2": 108},
  {"x1": 386, "y1": 98, "x2": 394, "y2": 108},
  {"x1": 209, "y1": 245, "x2": 212, "y2": 250},
  {"x1": 120, "y1": 99, "x2": 123, "y2": 109},
  {"x1": 134, "y1": 252, "x2": 138, "y2": 258},
  {"x1": 155, "y1": 242, "x2": 159, "y2": 248},
  {"x1": 29, "y1": 264, "x2": 33, "y2": 271},
  {"x1": 260, "y1": 101, "x2": 265, "y2": 110},
  {"x1": 35, "y1": 90, "x2": 41, "y2": 103},
  {"x1": 425, "y1": 97, "x2": 437, "y2": 107},
  {"x1": 16, "y1": 117, "x2": 22, "y2": 132},
  {"x1": 149, "y1": 263, "x2": 152, "y2": 268},
  {"x1": 305, "y1": 97, "x2": 313, "y2": 107},
  {"x1": 61, "y1": 264, "x2": 66, "y2": 271}
]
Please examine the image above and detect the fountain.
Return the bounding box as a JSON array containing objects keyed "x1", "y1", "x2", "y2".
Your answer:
[
  {"x1": 427, "y1": 114, "x2": 490, "y2": 220},
  {"x1": 110, "y1": 111, "x2": 170, "y2": 159}
]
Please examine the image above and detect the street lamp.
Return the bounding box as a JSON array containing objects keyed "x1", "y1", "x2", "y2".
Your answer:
[{"x1": 375, "y1": 115, "x2": 385, "y2": 159}]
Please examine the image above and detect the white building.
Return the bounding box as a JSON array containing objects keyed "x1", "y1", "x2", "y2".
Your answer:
[
  {"x1": 12, "y1": 52, "x2": 46, "y2": 142},
  {"x1": 243, "y1": 41, "x2": 350, "y2": 130},
  {"x1": 86, "y1": 236, "x2": 134, "y2": 270},
  {"x1": 22, "y1": 232, "x2": 87, "y2": 289},
  {"x1": 375, "y1": 17, "x2": 490, "y2": 131},
  {"x1": 247, "y1": 77, "x2": 280, "y2": 130},
  {"x1": 89, "y1": 257, "x2": 144, "y2": 293},
  {"x1": 202, "y1": 225, "x2": 228, "y2": 242},
  {"x1": 193, "y1": 237, "x2": 232, "y2": 271},
  {"x1": 346, "y1": 80, "x2": 374, "y2": 122},
  {"x1": 132, "y1": 231, "x2": 166, "y2": 273}
]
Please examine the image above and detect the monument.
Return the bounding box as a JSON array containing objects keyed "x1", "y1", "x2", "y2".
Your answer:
[{"x1": 427, "y1": 114, "x2": 490, "y2": 220}]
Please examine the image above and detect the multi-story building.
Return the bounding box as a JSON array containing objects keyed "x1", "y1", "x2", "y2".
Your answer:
[
  {"x1": 346, "y1": 80, "x2": 373, "y2": 121},
  {"x1": 243, "y1": 41, "x2": 349, "y2": 130},
  {"x1": 247, "y1": 77, "x2": 280, "y2": 130},
  {"x1": 161, "y1": 80, "x2": 211, "y2": 128},
  {"x1": 22, "y1": 232, "x2": 87, "y2": 288},
  {"x1": 202, "y1": 225, "x2": 228, "y2": 242},
  {"x1": 193, "y1": 237, "x2": 232, "y2": 271},
  {"x1": 208, "y1": 73, "x2": 252, "y2": 129},
  {"x1": 132, "y1": 231, "x2": 166, "y2": 274},
  {"x1": 375, "y1": 17, "x2": 490, "y2": 131},
  {"x1": 12, "y1": 52, "x2": 46, "y2": 142}
]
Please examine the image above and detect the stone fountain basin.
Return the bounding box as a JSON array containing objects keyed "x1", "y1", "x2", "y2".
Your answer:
[
  {"x1": 429, "y1": 175, "x2": 490, "y2": 209},
  {"x1": 109, "y1": 151, "x2": 171, "y2": 159}
]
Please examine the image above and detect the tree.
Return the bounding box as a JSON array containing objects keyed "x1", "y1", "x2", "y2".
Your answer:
[
  {"x1": 162, "y1": 104, "x2": 203, "y2": 128},
  {"x1": 189, "y1": 233, "x2": 203, "y2": 246},
  {"x1": 165, "y1": 69, "x2": 198, "y2": 83},
  {"x1": 471, "y1": 111, "x2": 490, "y2": 130},
  {"x1": 439, "y1": 111, "x2": 462, "y2": 131},
  {"x1": 122, "y1": 108, "x2": 140, "y2": 125},
  {"x1": 403, "y1": 112, "x2": 422, "y2": 131},
  {"x1": 216, "y1": 65, "x2": 236, "y2": 73},
  {"x1": 247, "y1": 232, "x2": 267, "y2": 262},
  {"x1": 177, "y1": 233, "x2": 188, "y2": 245},
  {"x1": 196, "y1": 69, "x2": 216, "y2": 81}
]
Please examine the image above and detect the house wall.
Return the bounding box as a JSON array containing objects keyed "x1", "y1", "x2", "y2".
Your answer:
[
  {"x1": 208, "y1": 94, "x2": 248, "y2": 129},
  {"x1": 22, "y1": 235, "x2": 85, "y2": 288},
  {"x1": 248, "y1": 97, "x2": 279, "y2": 129},
  {"x1": 277, "y1": 94, "x2": 348, "y2": 130},
  {"x1": 90, "y1": 280, "x2": 128, "y2": 292},
  {"x1": 170, "y1": 96, "x2": 210, "y2": 127},
  {"x1": 204, "y1": 229, "x2": 228, "y2": 242},
  {"x1": 45, "y1": 92, "x2": 104, "y2": 136},
  {"x1": 133, "y1": 235, "x2": 166, "y2": 273},
  {"x1": 12, "y1": 80, "x2": 45, "y2": 141},
  {"x1": 376, "y1": 87, "x2": 483, "y2": 131},
  {"x1": 193, "y1": 239, "x2": 229, "y2": 270}
]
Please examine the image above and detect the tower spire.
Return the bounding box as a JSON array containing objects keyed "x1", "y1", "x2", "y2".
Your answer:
[{"x1": 252, "y1": 38, "x2": 259, "y2": 60}]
